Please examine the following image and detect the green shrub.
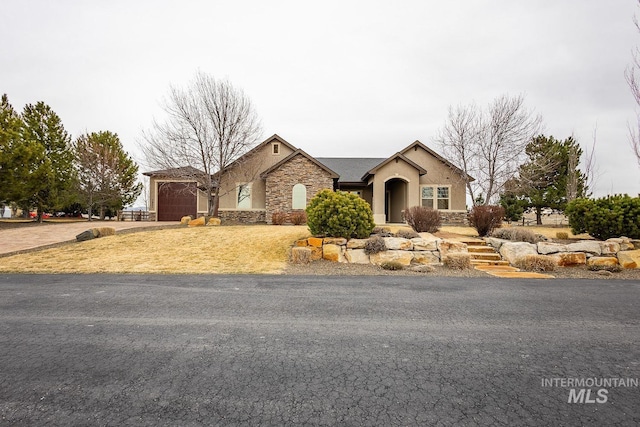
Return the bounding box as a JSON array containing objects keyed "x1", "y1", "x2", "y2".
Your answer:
[
  {"x1": 514, "y1": 255, "x2": 556, "y2": 272},
  {"x1": 403, "y1": 206, "x2": 441, "y2": 233},
  {"x1": 306, "y1": 189, "x2": 375, "y2": 239},
  {"x1": 468, "y1": 205, "x2": 504, "y2": 237},
  {"x1": 565, "y1": 195, "x2": 640, "y2": 240},
  {"x1": 490, "y1": 228, "x2": 542, "y2": 244},
  {"x1": 380, "y1": 261, "x2": 404, "y2": 271},
  {"x1": 364, "y1": 235, "x2": 387, "y2": 255}
]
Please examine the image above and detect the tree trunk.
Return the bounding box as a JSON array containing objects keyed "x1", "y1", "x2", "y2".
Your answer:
[
  {"x1": 212, "y1": 186, "x2": 220, "y2": 217},
  {"x1": 536, "y1": 206, "x2": 542, "y2": 225}
]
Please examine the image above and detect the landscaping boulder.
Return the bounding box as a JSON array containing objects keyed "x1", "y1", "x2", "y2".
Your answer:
[
  {"x1": 566, "y1": 241, "x2": 601, "y2": 256},
  {"x1": 599, "y1": 241, "x2": 621, "y2": 256},
  {"x1": 412, "y1": 251, "x2": 440, "y2": 265},
  {"x1": 485, "y1": 237, "x2": 509, "y2": 251},
  {"x1": 437, "y1": 240, "x2": 468, "y2": 257},
  {"x1": 294, "y1": 239, "x2": 309, "y2": 247},
  {"x1": 309, "y1": 246, "x2": 323, "y2": 261},
  {"x1": 208, "y1": 217, "x2": 221, "y2": 226},
  {"x1": 499, "y1": 242, "x2": 537, "y2": 264},
  {"x1": 307, "y1": 237, "x2": 324, "y2": 248},
  {"x1": 411, "y1": 237, "x2": 438, "y2": 251},
  {"x1": 617, "y1": 249, "x2": 640, "y2": 269},
  {"x1": 369, "y1": 250, "x2": 414, "y2": 267},
  {"x1": 324, "y1": 237, "x2": 347, "y2": 246},
  {"x1": 607, "y1": 237, "x2": 635, "y2": 251},
  {"x1": 323, "y1": 244, "x2": 346, "y2": 262},
  {"x1": 346, "y1": 238, "x2": 368, "y2": 249},
  {"x1": 291, "y1": 247, "x2": 312, "y2": 264},
  {"x1": 537, "y1": 242, "x2": 567, "y2": 255},
  {"x1": 587, "y1": 256, "x2": 619, "y2": 267},
  {"x1": 180, "y1": 215, "x2": 192, "y2": 225},
  {"x1": 383, "y1": 237, "x2": 413, "y2": 250},
  {"x1": 549, "y1": 252, "x2": 587, "y2": 267},
  {"x1": 345, "y1": 249, "x2": 370, "y2": 264},
  {"x1": 188, "y1": 216, "x2": 206, "y2": 227},
  {"x1": 75, "y1": 229, "x2": 96, "y2": 242}
]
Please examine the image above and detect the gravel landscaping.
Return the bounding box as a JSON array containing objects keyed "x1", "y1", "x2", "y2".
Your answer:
[{"x1": 285, "y1": 258, "x2": 640, "y2": 280}]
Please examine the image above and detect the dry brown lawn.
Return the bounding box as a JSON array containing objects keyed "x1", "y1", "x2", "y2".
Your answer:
[{"x1": 0, "y1": 225, "x2": 310, "y2": 274}]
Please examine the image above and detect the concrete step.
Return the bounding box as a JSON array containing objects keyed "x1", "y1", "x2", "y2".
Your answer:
[
  {"x1": 469, "y1": 253, "x2": 502, "y2": 261},
  {"x1": 461, "y1": 240, "x2": 486, "y2": 246},
  {"x1": 467, "y1": 246, "x2": 498, "y2": 253},
  {"x1": 471, "y1": 259, "x2": 511, "y2": 266}
]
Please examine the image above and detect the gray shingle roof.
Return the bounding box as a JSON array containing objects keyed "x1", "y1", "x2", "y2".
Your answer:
[{"x1": 315, "y1": 158, "x2": 386, "y2": 183}]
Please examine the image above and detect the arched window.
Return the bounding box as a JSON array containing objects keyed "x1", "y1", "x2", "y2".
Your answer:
[{"x1": 292, "y1": 184, "x2": 307, "y2": 209}]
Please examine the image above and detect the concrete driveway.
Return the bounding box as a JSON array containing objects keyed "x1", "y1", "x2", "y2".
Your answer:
[{"x1": 0, "y1": 220, "x2": 175, "y2": 256}]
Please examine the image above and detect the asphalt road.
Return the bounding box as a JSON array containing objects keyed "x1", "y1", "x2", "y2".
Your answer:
[{"x1": 0, "y1": 274, "x2": 639, "y2": 426}]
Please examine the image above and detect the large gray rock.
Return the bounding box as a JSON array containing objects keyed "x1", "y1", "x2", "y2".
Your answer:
[
  {"x1": 345, "y1": 249, "x2": 370, "y2": 264},
  {"x1": 599, "y1": 241, "x2": 621, "y2": 255},
  {"x1": 76, "y1": 230, "x2": 96, "y2": 242},
  {"x1": 346, "y1": 239, "x2": 368, "y2": 249},
  {"x1": 485, "y1": 237, "x2": 510, "y2": 251},
  {"x1": 383, "y1": 237, "x2": 413, "y2": 251},
  {"x1": 499, "y1": 242, "x2": 538, "y2": 264},
  {"x1": 537, "y1": 242, "x2": 567, "y2": 255},
  {"x1": 566, "y1": 241, "x2": 601, "y2": 256},
  {"x1": 411, "y1": 237, "x2": 439, "y2": 251}
]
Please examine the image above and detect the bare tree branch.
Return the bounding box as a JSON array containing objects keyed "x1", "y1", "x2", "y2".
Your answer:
[
  {"x1": 626, "y1": 0, "x2": 640, "y2": 167},
  {"x1": 140, "y1": 71, "x2": 262, "y2": 216},
  {"x1": 437, "y1": 94, "x2": 542, "y2": 205}
]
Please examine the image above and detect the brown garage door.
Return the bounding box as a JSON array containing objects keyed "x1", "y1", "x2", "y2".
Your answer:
[{"x1": 157, "y1": 182, "x2": 197, "y2": 221}]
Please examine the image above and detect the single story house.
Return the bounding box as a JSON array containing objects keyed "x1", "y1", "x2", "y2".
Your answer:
[{"x1": 143, "y1": 134, "x2": 470, "y2": 224}]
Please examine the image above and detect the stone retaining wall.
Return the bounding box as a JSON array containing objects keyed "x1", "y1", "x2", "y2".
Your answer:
[
  {"x1": 485, "y1": 236, "x2": 640, "y2": 268},
  {"x1": 291, "y1": 234, "x2": 467, "y2": 267}
]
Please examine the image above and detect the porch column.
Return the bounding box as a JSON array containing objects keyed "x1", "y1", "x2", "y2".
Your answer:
[{"x1": 372, "y1": 180, "x2": 386, "y2": 224}]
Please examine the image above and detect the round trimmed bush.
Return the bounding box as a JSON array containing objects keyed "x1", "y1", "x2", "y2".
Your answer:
[{"x1": 306, "y1": 189, "x2": 375, "y2": 239}]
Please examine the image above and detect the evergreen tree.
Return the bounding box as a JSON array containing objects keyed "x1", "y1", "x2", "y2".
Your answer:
[
  {"x1": 516, "y1": 135, "x2": 586, "y2": 225},
  {"x1": 21, "y1": 102, "x2": 75, "y2": 221},
  {"x1": 74, "y1": 131, "x2": 142, "y2": 220}
]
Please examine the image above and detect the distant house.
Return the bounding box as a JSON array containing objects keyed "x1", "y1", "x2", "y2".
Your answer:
[{"x1": 143, "y1": 134, "x2": 469, "y2": 224}]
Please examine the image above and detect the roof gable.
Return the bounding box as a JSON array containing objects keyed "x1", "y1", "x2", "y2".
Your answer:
[
  {"x1": 362, "y1": 152, "x2": 427, "y2": 180},
  {"x1": 261, "y1": 149, "x2": 339, "y2": 179},
  {"x1": 400, "y1": 140, "x2": 472, "y2": 179}
]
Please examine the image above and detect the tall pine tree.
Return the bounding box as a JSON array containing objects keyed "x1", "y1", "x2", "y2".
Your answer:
[
  {"x1": 21, "y1": 102, "x2": 75, "y2": 221},
  {"x1": 516, "y1": 135, "x2": 586, "y2": 225}
]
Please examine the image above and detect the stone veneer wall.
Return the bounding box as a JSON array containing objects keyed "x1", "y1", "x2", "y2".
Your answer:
[
  {"x1": 264, "y1": 154, "x2": 334, "y2": 224},
  {"x1": 438, "y1": 211, "x2": 468, "y2": 226},
  {"x1": 148, "y1": 212, "x2": 157, "y2": 221},
  {"x1": 218, "y1": 210, "x2": 266, "y2": 223}
]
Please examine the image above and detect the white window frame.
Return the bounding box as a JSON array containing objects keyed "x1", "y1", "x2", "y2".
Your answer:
[
  {"x1": 420, "y1": 186, "x2": 434, "y2": 209},
  {"x1": 436, "y1": 186, "x2": 450, "y2": 210},
  {"x1": 237, "y1": 182, "x2": 252, "y2": 209},
  {"x1": 421, "y1": 185, "x2": 451, "y2": 210},
  {"x1": 292, "y1": 184, "x2": 307, "y2": 209}
]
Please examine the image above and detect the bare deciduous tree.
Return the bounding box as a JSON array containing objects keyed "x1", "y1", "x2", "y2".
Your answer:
[
  {"x1": 626, "y1": 0, "x2": 640, "y2": 167},
  {"x1": 437, "y1": 94, "x2": 542, "y2": 205},
  {"x1": 141, "y1": 71, "x2": 262, "y2": 217}
]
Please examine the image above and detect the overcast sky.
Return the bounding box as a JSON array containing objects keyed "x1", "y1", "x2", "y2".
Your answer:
[{"x1": 3, "y1": 0, "x2": 640, "y2": 198}]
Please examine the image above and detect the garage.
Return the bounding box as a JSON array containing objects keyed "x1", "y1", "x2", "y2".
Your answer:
[{"x1": 157, "y1": 182, "x2": 197, "y2": 221}]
